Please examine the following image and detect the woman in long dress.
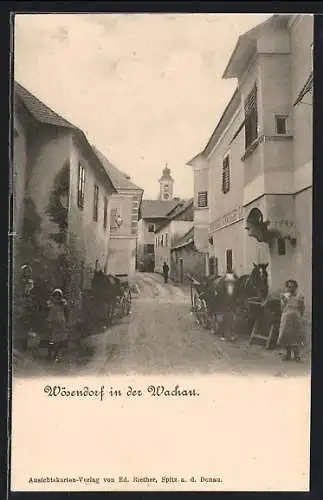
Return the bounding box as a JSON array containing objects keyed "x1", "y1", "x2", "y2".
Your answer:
[
  {"x1": 277, "y1": 279, "x2": 305, "y2": 361},
  {"x1": 46, "y1": 288, "x2": 69, "y2": 360}
]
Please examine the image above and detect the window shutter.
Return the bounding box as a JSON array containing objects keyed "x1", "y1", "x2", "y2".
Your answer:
[
  {"x1": 198, "y1": 191, "x2": 208, "y2": 208},
  {"x1": 222, "y1": 156, "x2": 230, "y2": 194},
  {"x1": 244, "y1": 85, "x2": 257, "y2": 115}
]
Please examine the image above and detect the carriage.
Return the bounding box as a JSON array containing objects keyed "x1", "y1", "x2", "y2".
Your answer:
[{"x1": 189, "y1": 264, "x2": 282, "y2": 348}]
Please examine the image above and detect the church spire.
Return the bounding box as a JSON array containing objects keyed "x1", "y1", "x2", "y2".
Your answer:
[{"x1": 158, "y1": 162, "x2": 174, "y2": 200}]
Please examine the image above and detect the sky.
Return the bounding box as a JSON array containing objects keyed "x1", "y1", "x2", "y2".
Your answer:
[{"x1": 14, "y1": 13, "x2": 271, "y2": 200}]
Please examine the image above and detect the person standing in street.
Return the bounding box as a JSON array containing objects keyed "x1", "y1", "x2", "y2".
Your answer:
[
  {"x1": 163, "y1": 261, "x2": 169, "y2": 284},
  {"x1": 277, "y1": 279, "x2": 305, "y2": 361},
  {"x1": 46, "y1": 288, "x2": 69, "y2": 360}
]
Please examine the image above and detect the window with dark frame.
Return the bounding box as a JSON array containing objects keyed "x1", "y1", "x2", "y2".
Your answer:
[
  {"x1": 277, "y1": 238, "x2": 286, "y2": 255},
  {"x1": 77, "y1": 163, "x2": 85, "y2": 209},
  {"x1": 244, "y1": 85, "x2": 258, "y2": 149},
  {"x1": 222, "y1": 155, "x2": 230, "y2": 194},
  {"x1": 198, "y1": 191, "x2": 208, "y2": 208},
  {"x1": 275, "y1": 115, "x2": 287, "y2": 135},
  {"x1": 226, "y1": 249, "x2": 233, "y2": 273},
  {"x1": 93, "y1": 184, "x2": 99, "y2": 222},
  {"x1": 103, "y1": 196, "x2": 108, "y2": 229},
  {"x1": 148, "y1": 223, "x2": 155, "y2": 233}
]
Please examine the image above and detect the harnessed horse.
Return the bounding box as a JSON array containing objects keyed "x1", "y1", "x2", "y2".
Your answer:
[{"x1": 191, "y1": 263, "x2": 270, "y2": 340}]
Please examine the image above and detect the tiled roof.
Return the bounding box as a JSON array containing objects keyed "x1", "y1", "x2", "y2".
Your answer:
[
  {"x1": 140, "y1": 199, "x2": 178, "y2": 219},
  {"x1": 166, "y1": 198, "x2": 193, "y2": 220},
  {"x1": 92, "y1": 146, "x2": 143, "y2": 192},
  {"x1": 14, "y1": 81, "x2": 76, "y2": 129},
  {"x1": 14, "y1": 81, "x2": 117, "y2": 193},
  {"x1": 155, "y1": 198, "x2": 194, "y2": 233},
  {"x1": 171, "y1": 226, "x2": 194, "y2": 250}
]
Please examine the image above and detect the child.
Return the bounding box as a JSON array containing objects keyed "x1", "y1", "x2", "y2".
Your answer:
[
  {"x1": 277, "y1": 280, "x2": 305, "y2": 361},
  {"x1": 46, "y1": 289, "x2": 69, "y2": 361}
]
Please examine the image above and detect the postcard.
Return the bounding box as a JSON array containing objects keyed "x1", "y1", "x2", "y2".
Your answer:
[{"x1": 10, "y1": 12, "x2": 313, "y2": 492}]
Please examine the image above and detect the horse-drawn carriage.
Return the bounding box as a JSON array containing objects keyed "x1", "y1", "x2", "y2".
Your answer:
[
  {"x1": 88, "y1": 270, "x2": 132, "y2": 327},
  {"x1": 189, "y1": 264, "x2": 281, "y2": 348}
]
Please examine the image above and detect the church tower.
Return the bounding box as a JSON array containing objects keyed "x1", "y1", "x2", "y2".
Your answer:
[{"x1": 158, "y1": 163, "x2": 174, "y2": 200}]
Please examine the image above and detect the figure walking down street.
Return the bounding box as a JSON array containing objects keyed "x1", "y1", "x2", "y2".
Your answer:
[
  {"x1": 163, "y1": 261, "x2": 169, "y2": 284},
  {"x1": 277, "y1": 279, "x2": 305, "y2": 362},
  {"x1": 46, "y1": 288, "x2": 69, "y2": 360}
]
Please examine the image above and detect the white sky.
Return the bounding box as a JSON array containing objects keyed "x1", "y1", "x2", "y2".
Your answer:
[{"x1": 14, "y1": 13, "x2": 271, "y2": 199}]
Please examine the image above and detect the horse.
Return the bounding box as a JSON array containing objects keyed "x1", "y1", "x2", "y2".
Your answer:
[
  {"x1": 192, "y1": 272, "x2": 241, "y2": 340},
  {"x1": 191, "y1": 263, "x2": 270, "y2": 340},
  {"x1": 234, "y1": 263, "x2": 270, "y2": 337}
]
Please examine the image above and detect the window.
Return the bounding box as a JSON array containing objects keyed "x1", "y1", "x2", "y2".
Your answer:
[
  {"x1": 155, "y1": 237, "x2": 158, "y2": 247},
  {"x1": 226, "y1": 249, "x2": 233, "y2": 273},
  {"x1": 275, "y1": 115, "x2": 287, "y2": 135},
  {"x1": 165, "y1": 233, "x2": 168, "y2": 247},
  {"x1": 198, "y1": 191, "x2": 208, "y2": 208},
  {"x1": 222, "y1": 155, "x2": 230, "y2": 194},
  {"x1": 148, "y1": 223, "x2": 155, "y2": 233},
  {"x1": 161, "y1": 235, "x2": 164, "y2": 247},
  {"x1": 245, "y1": 85, "x2": 258, "y2": 149},
  {"x1": 277, "y1": 238, "x2": 286, "y2": 256},
  {"x1": 103, "y1": 196, "x2": 108, "y2": 229},
  {"x1": 93, "y1": 184, "x2": 99, "y2": 221},
  {"x1": 77, "y1": 163, "x2": 86, "y2": 209}
]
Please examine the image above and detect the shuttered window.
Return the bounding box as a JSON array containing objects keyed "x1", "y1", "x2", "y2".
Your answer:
[
  {"x1": 226, "y1": 249, "x2": 233, "y2": 273},
  {"x1": 77, "y1": 163, "x2": 85, "y2": 209},
  {"x1": 93, "y1": 184, "x2": 99, "y2": 222},
  {"x1": 245, "y1": 85, "x2": 258, "y2": 149},
  {"x1": 198, "y1": 191, "x2": 208, "y2": 207},
  {"x1": 222, "y1": 155, "x2": 230, "y2": 194}
]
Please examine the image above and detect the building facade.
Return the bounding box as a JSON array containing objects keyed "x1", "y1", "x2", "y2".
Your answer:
[
  {"x1": 93, "y1": 147, "x2": 143, "y2": 276},
  {"x1": 170, "y1": 227, "x2": 206, "y2": 283},
  {"x1": 137, "y1": 199, "x2": 178, "y2": 271},
  {"x1": 13, "y1": 82, "x2": 117, "y2": 319},
  {"x1": 188, "y1": 14, "x2": 313, "y2": 325},
  {"x1": 154, "y1": 199, "x2": 194, "y2": 273}
]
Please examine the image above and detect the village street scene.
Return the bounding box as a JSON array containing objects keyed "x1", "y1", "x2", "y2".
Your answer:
[{"x1": 12, "y1": 14, "x2": 313, "y2": 377}]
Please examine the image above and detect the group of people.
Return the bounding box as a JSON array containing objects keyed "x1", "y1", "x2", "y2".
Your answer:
[
  {"x1": 15, "y1": 264, "x2": 69, "y2": 360},
  {"x1": 15, "y1": 262, "x2": 307, "y2": 364}
]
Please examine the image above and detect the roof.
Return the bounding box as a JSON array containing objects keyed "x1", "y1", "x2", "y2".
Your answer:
[
  {"x1": 14, "y1": 81, "x2": 76, "y2": 129},
  {"x1": 166, "y1": 198, "x2": 193, "y2": 219},
  {"x1": 14, "y1": 81, "x2": 117, "y2": 193},
  {"x1": 139, "y1": 199, "x2": 178, "y2": 219},
  {"x1": 155, "y1": 198, "x2": 193, "y2": 233},
  {"x1": 293, "y1": 71, "x2": 313, "y2": 106},
  {"x1": 222, "y1": 15, "x2": 291, "y2": 79},
  {"x1": 92, "y1": 146, "x2": 143, "y2": 192},
  {"x1": 171, "y1": 226, "x2": 194, "y2": 250},
  {"x1": 188, "y1": 89, "x2": 241, "y2": 165}
]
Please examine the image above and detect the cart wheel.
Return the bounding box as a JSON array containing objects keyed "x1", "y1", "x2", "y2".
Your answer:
[
  {"x1": 200, "y1": 300, "x2": 211, "y2": 329},
  {"x1": 193, "y1": 293, "x2": 209, "y2": 329}
]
